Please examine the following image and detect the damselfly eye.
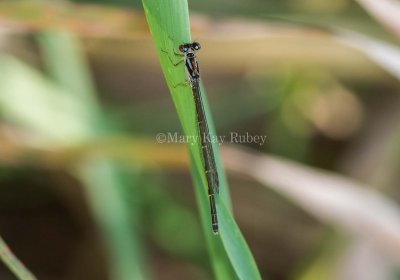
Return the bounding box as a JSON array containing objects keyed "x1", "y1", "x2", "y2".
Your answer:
[
  {"x1": 179, "y1": 45, "x2": 187, "y2": 52},
  {"x1": 179, "y1": 44, "x2": 189, "y2": 53},
  {"x1": 192, "y1": 42, "x2": 201, "y2": 50}
]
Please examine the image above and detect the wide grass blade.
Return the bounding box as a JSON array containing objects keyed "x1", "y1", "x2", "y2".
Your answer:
[
  {"x1": 142, "y1": 0, "x2": 261, "y2": 279},
  {"x1": 217, "y1": 195, "x2": 262, "y2": 280}
]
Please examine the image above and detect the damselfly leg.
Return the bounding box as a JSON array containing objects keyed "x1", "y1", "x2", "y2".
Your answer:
[{"x1": 160, "y1": 49, "x2": 185, "y2": 66}]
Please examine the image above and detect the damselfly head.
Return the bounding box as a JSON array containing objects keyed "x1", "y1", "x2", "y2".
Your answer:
[{"x1": 179, "y1": 42, "x2": 201, "y2": 53}]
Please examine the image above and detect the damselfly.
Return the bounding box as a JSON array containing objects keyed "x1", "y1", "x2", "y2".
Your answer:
[{"x1": 163, "y1": 42, "x2": 220, "y2": 234}]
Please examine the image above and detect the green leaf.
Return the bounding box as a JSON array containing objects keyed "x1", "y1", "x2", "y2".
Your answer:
[
  {"x1": 36, "y1": 31, "x2": 100, "y2": 115},
  {"x1": 76, "y1": 157, "x2": 147, "y2": 280},
  {"x1": 36, "y1": 31, "x2": 148, "y2": 280},
  {"x1": 0, "y1": 54, "x2": 94, "y2": 146},
  {"x1": 217, "y1": 195, "x2": 262, "y2": 280},
  {"x1": 142, "y1": 0, "x2": 262, "y2": 279},
  {"x1": 191, "y1": 154, "x2": 238, "y2": 280}
]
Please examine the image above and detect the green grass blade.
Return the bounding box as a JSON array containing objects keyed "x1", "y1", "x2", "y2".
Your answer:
[
  {"x1": 76, "y1": 158, "x2": 147, "y2": 280},
  {"x1": 190, "y1": 154, "x2": 238, "y2": 279},
  {"x1": 35, "y1": 32, "x2": 148, "y2": 280},
  {"x1": 217, "y1": 195, "x2": 263, "y2": 280},
  {"x1": 0, "y1": 54, "x2": 94, "y2": 145},
  {"x1": 142, "y1": 0, "x2": 261, "y2": 279},
  {"x1": 36, "y1": 31, "x2": 100, "y2": 113},
  {"x1": 0, "y1": 235, "x2": 37, "y2": 280},
  {"x1": 141, "y1": 0, "x2": 231, "y2": 208}
]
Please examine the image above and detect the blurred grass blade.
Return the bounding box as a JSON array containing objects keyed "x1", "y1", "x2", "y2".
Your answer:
[
  {"x1": 0, "y1": 236, "x2": 37, "y2": 280},
  {"x1": 354, "y1": 0, "x2": 400, "y2": 39},
  {"x1": 222, "y1": 146, "x2": 400, "y2": 265},
  {"x1": 0, "y1": 55, "x2": 94, "y2": 146},
  {"x1": 37, "y1": 31, "x2": 100, "y2": 114},
  {"x1": 36, "y1": 32, "x2": 148, "y2": 280},
  {"x1": 76, "y1": 157, "x2": 147, "y2": 280},
  {"x1": 338, "y1": 30, "x2": 400, "y2": 80},
  {"x1": 142, "y1": 0, "x2": 262, "y2": 279}
]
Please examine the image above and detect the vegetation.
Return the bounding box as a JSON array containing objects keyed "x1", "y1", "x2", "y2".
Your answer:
[{"x1": 0, "y1": 0, "x2": 400, "y2": 279}]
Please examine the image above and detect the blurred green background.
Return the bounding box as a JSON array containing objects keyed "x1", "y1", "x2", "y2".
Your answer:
[{"x1": 1, "y1": 0, "x2": 400, "y2": 279}]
